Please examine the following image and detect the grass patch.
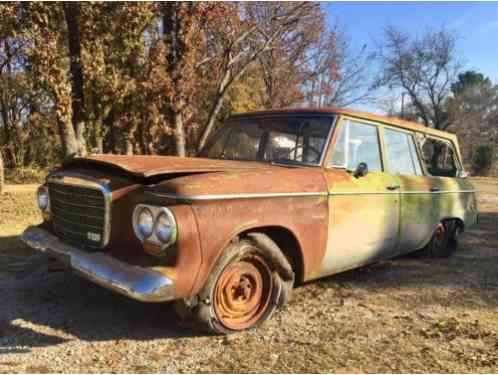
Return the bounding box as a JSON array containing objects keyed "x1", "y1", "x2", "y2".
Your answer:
[
  {"x1": 0, "y1": 190, "x2": 41, "y2": 279},
  {"x1": 0, "y1": 190, "x2": 41, "y2": 232}
]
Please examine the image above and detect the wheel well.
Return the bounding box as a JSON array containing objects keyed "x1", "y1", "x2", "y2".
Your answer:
[
  {"x1": 241, "y1": 226, "x2": 304, "y2": 283},
  {"x1": 442, "y1": 217, "x2": 465, "y2": 232}
]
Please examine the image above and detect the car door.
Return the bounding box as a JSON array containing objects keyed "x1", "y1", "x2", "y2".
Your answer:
[
  {"x1": 320, "y1": 117, "x2": 400, "y2": 276},
  {"x1": 382, "y1": 126, "x2": 433, "y2": 253}
]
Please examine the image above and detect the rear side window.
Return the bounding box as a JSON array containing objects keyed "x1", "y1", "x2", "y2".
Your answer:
[
  {"x1": 384, "y1": 128, "x2": 423, "y2": 176},
  {"x1": 330, "y1": 119, "x2": 383, "y2": 172},
  {"x1": 422, "y1": 138, "x2": 459, "y2": 177}
]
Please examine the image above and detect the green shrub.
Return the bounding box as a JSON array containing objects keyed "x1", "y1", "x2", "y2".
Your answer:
[{"x1": 471, "y1": 145, "x2": 495, "y2": 175}]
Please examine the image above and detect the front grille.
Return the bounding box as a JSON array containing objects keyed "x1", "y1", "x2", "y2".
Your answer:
[{"x1": 48, "y1": 181, "x2": 109, "y2": 250}]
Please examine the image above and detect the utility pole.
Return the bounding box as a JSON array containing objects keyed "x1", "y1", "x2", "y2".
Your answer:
[{"x1": 401, "y1": 92, "x2": 406, "y2": 118}]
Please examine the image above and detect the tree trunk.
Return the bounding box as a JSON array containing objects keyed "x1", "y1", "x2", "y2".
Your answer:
[
  {"x1": 92, "y1": 115, "x2": 104, "y2": 154},
  {"x1": 103, "y1": 109, "x2": 115, "y2": 153},
  {"x1": 138, "y1": 119, "x2": 150, "y2": 155},
  {"x1": 56, "y1": 116, "x2": 80, "y2": 160},
  {"x1": 126, "y1": 138, "x2": 134, "y2": 155},
  {"x1": 0, "y1": 150, "x2": 4, "y2": 195},
  {"x1": 173, "y1": 111, "x2": 187, "y2": 157},
  {"x1": 162, "y1": 3, "x2": 196, "y2": 157},
  {"x1": 63, "y1": 2, "x2": 87, "y2": 157},
  {"x1": 198, "y1": 69, "x2": 232, "y2": 152},
  {"x1": 95, "y1": 135, "x2": 104, "y2": 154},
  {"x1": 198, "y1": 93, "x2": 224, "y2": 152}
]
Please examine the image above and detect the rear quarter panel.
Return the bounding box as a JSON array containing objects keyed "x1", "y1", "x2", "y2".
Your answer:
[{"x1": 397, "y1": 175, "x2": 478, "y2": 252}]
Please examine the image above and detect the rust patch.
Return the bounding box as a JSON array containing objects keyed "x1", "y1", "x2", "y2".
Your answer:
[
  {"x1": 191, "y1": 194, "x2": 328, "y2": 293},
  {"x1": 154, "y1": 167, "x2": 327, "y2": 197},
  {"x1": 213, "y1": 253, "x2": 272, "y2": 331},
  {"x1": 66, "y1": 154, "x2": 266, "y2": 178}
]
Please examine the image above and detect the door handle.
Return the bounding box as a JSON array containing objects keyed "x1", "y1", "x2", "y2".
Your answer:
[
  {"x1": 430, "y1": 187, "x2": 441, "y2": 192},
  {"x1": 386, "y1": 185, "x2": 400, "y2": 191}
]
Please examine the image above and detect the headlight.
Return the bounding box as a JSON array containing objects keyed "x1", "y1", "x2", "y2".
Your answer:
[
  {"x1": 133, "y1": 205, "x2": 177, "y2": 251},
  {"x1": 37, "y1": 186, "x2": 49, "y2": 212},
  {"x1": 134, "y1": 207, "x2": 154, "y2": 239},
  {"x1": 155, "y1": 210, "x2": 177, "y2": 246}
]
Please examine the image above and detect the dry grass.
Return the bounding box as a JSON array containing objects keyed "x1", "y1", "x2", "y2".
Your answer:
[
  {"x1": 4, "y1": 167, "x2": 47, "y2": 185},
  {"x1": 0, "y1": 190, "x2": 41, "y2": 279},
  {"x1": 0, "y1": 178, "x2": 497, "y2": 373}
]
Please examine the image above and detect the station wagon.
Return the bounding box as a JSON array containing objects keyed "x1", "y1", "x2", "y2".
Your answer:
[{"x1": 22, "y1": 108, "x2": 479, "y2": 334}]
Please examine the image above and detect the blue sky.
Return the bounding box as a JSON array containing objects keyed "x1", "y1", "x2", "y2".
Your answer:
[{"x1": 323, "y1": 1, "x2": 498, "y2": 111}]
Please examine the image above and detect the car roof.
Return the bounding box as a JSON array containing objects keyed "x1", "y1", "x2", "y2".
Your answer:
[{"x1": 229, "y1": 107, "x2": 458, "y2": 143}]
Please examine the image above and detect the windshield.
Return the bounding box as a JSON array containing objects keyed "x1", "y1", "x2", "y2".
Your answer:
[{"x1": 200, "y1": 116, "x2": 334, "y2": 166}]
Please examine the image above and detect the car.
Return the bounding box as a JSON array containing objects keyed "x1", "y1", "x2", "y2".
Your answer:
[{"x1": 22, "y1": 108, "x2": 479, "y2": 334}]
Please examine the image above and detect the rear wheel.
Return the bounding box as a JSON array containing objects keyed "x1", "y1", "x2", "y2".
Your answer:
[
  {"x1": 175, "y1": 233, "x2": 294, "y2": 334},
  {"x1": 424, "y1": 220, "x2": 460, "y2": 257}
]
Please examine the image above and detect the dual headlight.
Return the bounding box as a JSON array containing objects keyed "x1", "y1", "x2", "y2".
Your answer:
[
  {"x1": 132, "y1": 205, "x2": 177, "y2": 250},
  {"x1": 37, "y1": 185, "x2": 50, "y2": 212}
]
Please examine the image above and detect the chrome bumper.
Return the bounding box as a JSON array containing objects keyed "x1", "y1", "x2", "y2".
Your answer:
[{"x1": 21, "y1": 226, "x2": 175, "y2": 302}]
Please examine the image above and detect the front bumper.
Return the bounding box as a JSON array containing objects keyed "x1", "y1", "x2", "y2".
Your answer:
[{"x1": 21, "y1": 226, "x2": 175, "y2": 302}]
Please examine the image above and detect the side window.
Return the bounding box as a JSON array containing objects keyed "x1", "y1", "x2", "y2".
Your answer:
[
  {"x1": 330, "y1": 120, "x2": 383, "y2": 172},
  {"x1": 384, "y1": 128, "x2": 423, "y2": 176},
  {"x1": 422, "y1": 138, "x2": 459, "y2": 177}
]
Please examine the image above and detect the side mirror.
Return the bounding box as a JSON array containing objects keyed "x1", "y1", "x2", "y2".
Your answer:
[{"x1": 354, "y1": 162, "x2": 368, "y2": 178}]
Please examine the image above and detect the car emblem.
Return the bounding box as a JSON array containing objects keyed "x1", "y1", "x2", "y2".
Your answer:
[{"x1": 87, "y1": 232, "x2": 101, "y2": 242}]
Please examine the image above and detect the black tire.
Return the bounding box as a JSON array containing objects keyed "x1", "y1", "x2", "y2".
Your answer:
[
  {"x1": 175, "y1": 233, "x2": 294, "y2": 335},
  {"x1": 424, "y1": 220, "x2": 459, "y2": 258},
  {"x1": 447, "y1": 221, "x2": 461, "y2": 253}
]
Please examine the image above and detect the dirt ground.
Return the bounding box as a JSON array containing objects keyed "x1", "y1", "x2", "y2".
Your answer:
[{"x1": 0, "y1": 179, "x2": 497, "y2": 373}]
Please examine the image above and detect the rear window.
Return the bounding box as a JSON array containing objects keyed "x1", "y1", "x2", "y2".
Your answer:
[{"x1": 421, "y1": 138, "x2": 459, "y2": 177}]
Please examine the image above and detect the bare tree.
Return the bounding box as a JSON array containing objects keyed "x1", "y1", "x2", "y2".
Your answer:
[
  {"x1": 375, "y1": 26, "x2": 462, "y2": 130},
  {"x1": 197, "y1": 2, "x2": 322, "y2": 151},
  {"x1": 304, "y1": 25, "x2": 377, "y2": 108},
  {"x1": 255, "y1": 4, "x2": 324, "y2": 109}
]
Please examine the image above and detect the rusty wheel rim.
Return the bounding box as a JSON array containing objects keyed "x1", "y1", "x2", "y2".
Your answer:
[
  {"x1": 214, "y1": 254, "x2": 273, "y2": 331},
  {"x1": 434, "y1": 223, "x2": 446, "y2": 248}
]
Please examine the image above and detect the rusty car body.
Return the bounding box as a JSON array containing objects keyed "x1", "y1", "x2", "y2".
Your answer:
[{"x1": 22, "y1": 108, "x2": 479, "y2": 333}]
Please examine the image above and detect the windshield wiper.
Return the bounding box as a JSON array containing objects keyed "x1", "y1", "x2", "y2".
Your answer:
[{"x1": 269, "y1": 158, "x2": 316, "y2": 167}]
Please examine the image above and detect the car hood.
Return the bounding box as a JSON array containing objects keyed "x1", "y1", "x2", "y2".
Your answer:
[
  {"x1": 63, "y1": 155, "x2": 328, "y2": 197},
  {"x1": 149, "y1": 167, "x2": 328, "y2": 198},
  {"x1": 64, "y1": 154, "x2": 266, "y2": 178}
]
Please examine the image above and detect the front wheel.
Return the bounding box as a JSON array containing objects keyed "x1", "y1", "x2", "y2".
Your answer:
[{"x1": 176, "y1": 234, "x2": 294, "y2": 334}]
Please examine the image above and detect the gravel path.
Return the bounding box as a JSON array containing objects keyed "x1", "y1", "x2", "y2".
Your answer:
[
  {"x1": 3, "y1": 185, "x2": 38, "y2": 194},
  {"x1": 1, "y1": 265, "x2": 229, "y2": 373}
]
